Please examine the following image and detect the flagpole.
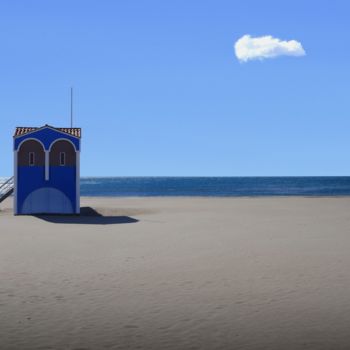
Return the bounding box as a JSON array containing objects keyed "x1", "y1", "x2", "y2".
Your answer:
[{"x1": 70, "y1": 87, "x2": 73, "y2": 128}]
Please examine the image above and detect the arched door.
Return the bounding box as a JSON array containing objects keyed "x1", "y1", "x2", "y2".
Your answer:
[{"x1": 21, "y1": 187, "x2": 73, "y2": 214}]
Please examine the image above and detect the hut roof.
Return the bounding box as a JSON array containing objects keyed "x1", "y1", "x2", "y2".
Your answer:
[{"x1": 14, "y1": 125, "x2": 81, "y2": 138}]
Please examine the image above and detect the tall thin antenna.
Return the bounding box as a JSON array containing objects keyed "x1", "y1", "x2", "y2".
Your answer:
[{"x1": 70, "y1": 87, "x2": 73, "y2": 128}]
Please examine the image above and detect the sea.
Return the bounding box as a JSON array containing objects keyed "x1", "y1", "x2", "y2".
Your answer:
[
  {"x1": 2, "y1": 176, "x2": 350, "y2": 197},
  {"x1": 79, "y1": 177, "x2": 350, "y2": 197}
]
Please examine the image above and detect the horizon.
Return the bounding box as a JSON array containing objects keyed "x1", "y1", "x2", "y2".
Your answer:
[
  {"x1": 3, "y1": 175, "x2": 350, "y2": 180},
  {"x1": 1, "y1": 0, "x2": 349, "y2": 177}
]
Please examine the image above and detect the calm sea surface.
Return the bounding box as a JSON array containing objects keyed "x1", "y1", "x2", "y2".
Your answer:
[{"x1": 80, "y1": 177, "x2": 350, "y2": 197}]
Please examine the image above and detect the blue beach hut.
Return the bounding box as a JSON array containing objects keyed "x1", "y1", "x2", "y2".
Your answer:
[{"x1": 13, "y1": 125, "x2": 81, "y2": 215}]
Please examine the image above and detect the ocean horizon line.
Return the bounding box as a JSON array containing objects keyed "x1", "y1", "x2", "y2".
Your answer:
[
  {"x1": 79, "y1": 176, "x2": 350, "y2": 197},
  {"x1": 81, "y1": 175, "x2": 350, "y2": 179},
  {"x1": 2, "y1": 175, "x2": 350, "y2": 179}
]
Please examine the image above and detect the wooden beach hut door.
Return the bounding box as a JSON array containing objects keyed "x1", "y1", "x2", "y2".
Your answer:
[{"x1": 21, "y1": 187, "x2": 73, "y2": 214}]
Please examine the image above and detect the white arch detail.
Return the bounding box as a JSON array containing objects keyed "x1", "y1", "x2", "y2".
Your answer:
[
  {"x1": 17, "y1": 137, "x2": 46, "y2": 152},
  {"x1": 48, "y1": 138, "x2": 78, "y2": 152}
]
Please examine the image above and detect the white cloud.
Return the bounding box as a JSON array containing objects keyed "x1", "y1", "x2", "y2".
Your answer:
[{"x1": 234, "y1": 34, "x2": 305, "y2": 62}]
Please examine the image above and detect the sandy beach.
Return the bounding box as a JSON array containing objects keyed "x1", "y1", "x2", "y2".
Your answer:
[{"x1": 1, "y1": 196, "x2": 350, "y2": 350}]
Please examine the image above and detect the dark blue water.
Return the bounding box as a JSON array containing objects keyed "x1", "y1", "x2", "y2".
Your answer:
[{"x1": 80, "y1": 177, "x2": 350, "y2": 197}]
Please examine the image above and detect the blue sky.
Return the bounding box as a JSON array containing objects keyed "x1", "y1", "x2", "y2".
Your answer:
[{"x1": 1, "y1": 0, "x2": 349, "y2": 176}]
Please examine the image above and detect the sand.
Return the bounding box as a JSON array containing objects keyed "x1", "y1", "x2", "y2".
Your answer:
[{"x1": 1, "y1": 196, "x2": 350, "y2": 350}]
